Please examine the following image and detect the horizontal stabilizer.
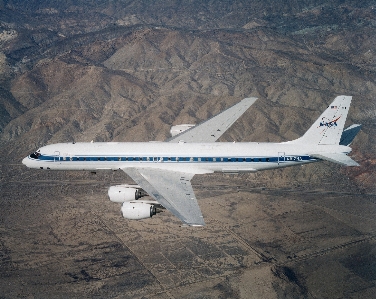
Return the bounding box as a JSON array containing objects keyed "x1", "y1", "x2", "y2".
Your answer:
[
  {"x1": 311, "y1": 153, "x2": 359, "y2": 166},
  {"x1": 340, "y1": 124, "x2": 362, "y2": 146}
]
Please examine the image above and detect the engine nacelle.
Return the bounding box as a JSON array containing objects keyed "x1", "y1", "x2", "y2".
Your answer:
[
  {"x1": 121, "y1": 201, "x2": 156, "y2": 220},
  {"x1": 170, "y1": 124, "x2": 195, "y2": 137},
  {"x1": 108, "y1": 185, "x2": 145, "y2": 203}
]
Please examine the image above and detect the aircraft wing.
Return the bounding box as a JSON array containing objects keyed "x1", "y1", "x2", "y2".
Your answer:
[
  {"x1": 167, "y1": 97, "x2": 257, "y2": 143},
  {"x1": 122, "y1": 168, "x2": 205, "y2": 226}
]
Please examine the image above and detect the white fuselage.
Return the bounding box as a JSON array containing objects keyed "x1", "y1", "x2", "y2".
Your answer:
[
  {"x1": 22, "y1": 142, "x2": 352, "y2": 174},
  {"x1": 20, "y1": 96, "x2": 359, "y2": 226}
]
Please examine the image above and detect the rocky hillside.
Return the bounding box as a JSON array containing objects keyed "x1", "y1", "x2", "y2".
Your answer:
[{"x1": 0, "y1": 0, "x2": 375, "y2": 191}]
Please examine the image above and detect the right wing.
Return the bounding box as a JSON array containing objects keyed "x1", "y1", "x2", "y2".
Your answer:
[
  {"x1": 122, "y1": 167, "x2": 205, "y2": 226},
  {"x1": 166, "y1": 97, "x2": 257, "y2": 143}
]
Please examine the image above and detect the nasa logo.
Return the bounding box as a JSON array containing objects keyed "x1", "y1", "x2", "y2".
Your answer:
[{"x1": 319, "y1": 116, "x2": 341, "y2": 128}]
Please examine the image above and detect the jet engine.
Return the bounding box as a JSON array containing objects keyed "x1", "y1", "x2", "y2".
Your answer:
[
  {"x1": 121, "y1": 201, "x2": 156, "y2": 220},
  {"x1": 108, "y1": 185, "x2": 146, "y2": 203},
  {"x1": 170, "y1": 124, "x2": 195, "y2": 137}
]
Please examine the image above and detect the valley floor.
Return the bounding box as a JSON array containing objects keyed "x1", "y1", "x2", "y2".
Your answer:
[{"x1": 1, "y1": 164, "x2": 375, "y2": 298}]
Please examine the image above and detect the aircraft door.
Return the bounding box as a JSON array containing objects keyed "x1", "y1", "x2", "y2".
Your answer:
[
  {"x1": 54, "y1": 151, "x2": 60, "y2": 162},
  {"x1": 278, "y1": 152, "x2": 285, "y2": 165}
]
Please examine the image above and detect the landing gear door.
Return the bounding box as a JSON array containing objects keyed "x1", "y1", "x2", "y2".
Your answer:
[{"x1": 278, "y1": 152, "x2": 285, "y2": 165}]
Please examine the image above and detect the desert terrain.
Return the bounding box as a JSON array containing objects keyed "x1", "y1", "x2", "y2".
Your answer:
[
  {"x1": 0, "y1": 1, "x2": 375, "y2": 298},
  {"x1": 1, "y1": 163, "x2": 375, "y2": 298}
]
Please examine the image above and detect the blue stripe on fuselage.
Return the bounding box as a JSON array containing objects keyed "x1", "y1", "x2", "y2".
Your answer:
[{"x1": 32, "y1": 155, "x2": 315, "y2": 163}]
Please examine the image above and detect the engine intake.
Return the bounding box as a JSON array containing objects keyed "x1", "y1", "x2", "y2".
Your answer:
[{"x1": 121, "y1": 202, "x2": 156, "y2": 220}]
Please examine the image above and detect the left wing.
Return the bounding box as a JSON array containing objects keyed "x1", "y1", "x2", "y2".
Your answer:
[{"x1": 122, "y1": 168, "x2": 205, "y2": 226}]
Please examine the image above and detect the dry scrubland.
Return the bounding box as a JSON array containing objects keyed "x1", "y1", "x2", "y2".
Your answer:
[{"x1": 0, "y1": 1, "x2": 375, "y2": 298}]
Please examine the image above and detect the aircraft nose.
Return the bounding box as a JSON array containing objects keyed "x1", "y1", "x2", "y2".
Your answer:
[{"x1": 22, "y1": 156, "x2": 29, "y2": 166}]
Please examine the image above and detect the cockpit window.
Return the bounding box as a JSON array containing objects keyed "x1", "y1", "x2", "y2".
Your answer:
[{"x1": 30, "y1": 151, "x2": 41, "y2": 159}]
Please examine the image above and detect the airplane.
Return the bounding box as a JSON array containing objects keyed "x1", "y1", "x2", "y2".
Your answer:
[{"x1": 22, "y1": 95, "x2": 361, "y2": 226}]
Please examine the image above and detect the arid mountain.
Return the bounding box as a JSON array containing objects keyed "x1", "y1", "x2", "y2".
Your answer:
[
  {"x1": 0, "y1": 2, "x2": 376, "y2": 298},
  {"x1": 1, "y1": 0, "x2": 375, "y2": 190}
]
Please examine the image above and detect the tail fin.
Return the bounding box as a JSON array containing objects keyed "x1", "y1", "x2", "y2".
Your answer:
[{"x1": 291, "y1": 95, "x2": 352, "y2": 145}]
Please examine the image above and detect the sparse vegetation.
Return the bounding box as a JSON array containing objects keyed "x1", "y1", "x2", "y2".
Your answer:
[{"x1": 1, "y1": 1, "x2": 375, "y2": 298}]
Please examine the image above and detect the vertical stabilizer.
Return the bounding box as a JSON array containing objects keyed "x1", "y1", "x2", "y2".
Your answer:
[{"x1": 292, "y1": 95, "x2": 352, "y2": 145}]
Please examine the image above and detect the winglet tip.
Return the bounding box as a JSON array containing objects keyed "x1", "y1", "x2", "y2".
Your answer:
[
  {"x1": 243, "y1": 96, "x2": 258, "y2": 103},
  {"x1": 180, "y1": 223, "x2": 206, "y2": 228}
]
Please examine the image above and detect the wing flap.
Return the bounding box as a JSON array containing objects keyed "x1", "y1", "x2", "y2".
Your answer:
[
  {"x1": 122, "y1": 168, "x2": 205, "y2": 226},
  {"x1": 167, "y1": 97, "x2": 257, "y2": 143}
]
